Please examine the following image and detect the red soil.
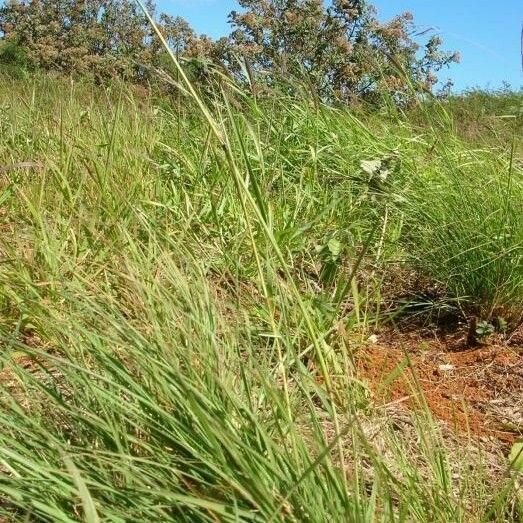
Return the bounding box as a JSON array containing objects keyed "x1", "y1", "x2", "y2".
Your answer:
[{"x1": 356, "y1": 328, "x2": 523, "y2": 445}]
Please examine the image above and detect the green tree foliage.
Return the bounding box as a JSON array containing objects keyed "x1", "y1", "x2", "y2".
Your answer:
[
  {"x1": 0, "y1": 0, "x2": 459, "y2": 100},
  {"x1": 0, "y1": 0, "x2": 157, "y2": 78},
  {"x1": 0, "y1": 0, "x2": 212, "y2": 80},
  {"x1": 227, "y1": 0, "x2": 460, "y2": 102}
]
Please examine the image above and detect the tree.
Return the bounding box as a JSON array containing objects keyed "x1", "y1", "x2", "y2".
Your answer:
[
  {"x1": 0, "y1": 0, "x2": 459, "y2": 103},
  {"x1": 226, "y1": 0, "x2": 459, "y2": 102},
  {"x1": 0, "y1": 0, "x2": 160, "y2": 79}
]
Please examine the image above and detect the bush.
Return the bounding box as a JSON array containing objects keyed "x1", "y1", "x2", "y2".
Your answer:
[{"x1": 0, "y1": 0, "x2": 459, "y2": 101}]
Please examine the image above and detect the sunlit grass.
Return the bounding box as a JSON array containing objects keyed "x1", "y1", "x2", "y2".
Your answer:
[{"x1": 0, "y1": 68, "x2": 521, "y2": 521}]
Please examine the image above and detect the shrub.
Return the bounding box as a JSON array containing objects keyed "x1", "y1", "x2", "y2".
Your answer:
[{"x1": 0, "y1": 0, "x2": 459, "y2": 101}]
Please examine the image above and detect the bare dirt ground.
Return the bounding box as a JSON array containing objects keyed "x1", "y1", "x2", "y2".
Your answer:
[{"x1": 356, "y1": 324, "x2": 523, "y2": 447}]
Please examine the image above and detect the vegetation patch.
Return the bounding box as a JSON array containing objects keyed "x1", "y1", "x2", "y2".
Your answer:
[{"x1": 0, "y1": 1, "x2": 521, "y2": 521}]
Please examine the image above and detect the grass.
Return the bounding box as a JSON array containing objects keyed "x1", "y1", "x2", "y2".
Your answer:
[{"x1": 0, "y1": 66, "x2": 521, "y2": 521}]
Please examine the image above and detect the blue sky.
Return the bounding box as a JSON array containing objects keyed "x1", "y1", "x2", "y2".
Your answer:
[{"x1": 157, "y1": 0, "x2": 523, "y2": 91}]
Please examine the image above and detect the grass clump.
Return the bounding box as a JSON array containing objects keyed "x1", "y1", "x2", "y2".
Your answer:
[
  {"x1": 0, "y1": 67, "x2": 521, "y2": 521},
  {"x1": 400, "y1": 137, "x2": 522, "y2": 324}
]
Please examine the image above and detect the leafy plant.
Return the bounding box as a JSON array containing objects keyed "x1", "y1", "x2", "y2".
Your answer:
[
  {"x1": 475, "y1": 320, "x2": 495, "y2": 339},
  {"x1": 317, "y1": 237, "x2": 344, "y2": 286}
]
